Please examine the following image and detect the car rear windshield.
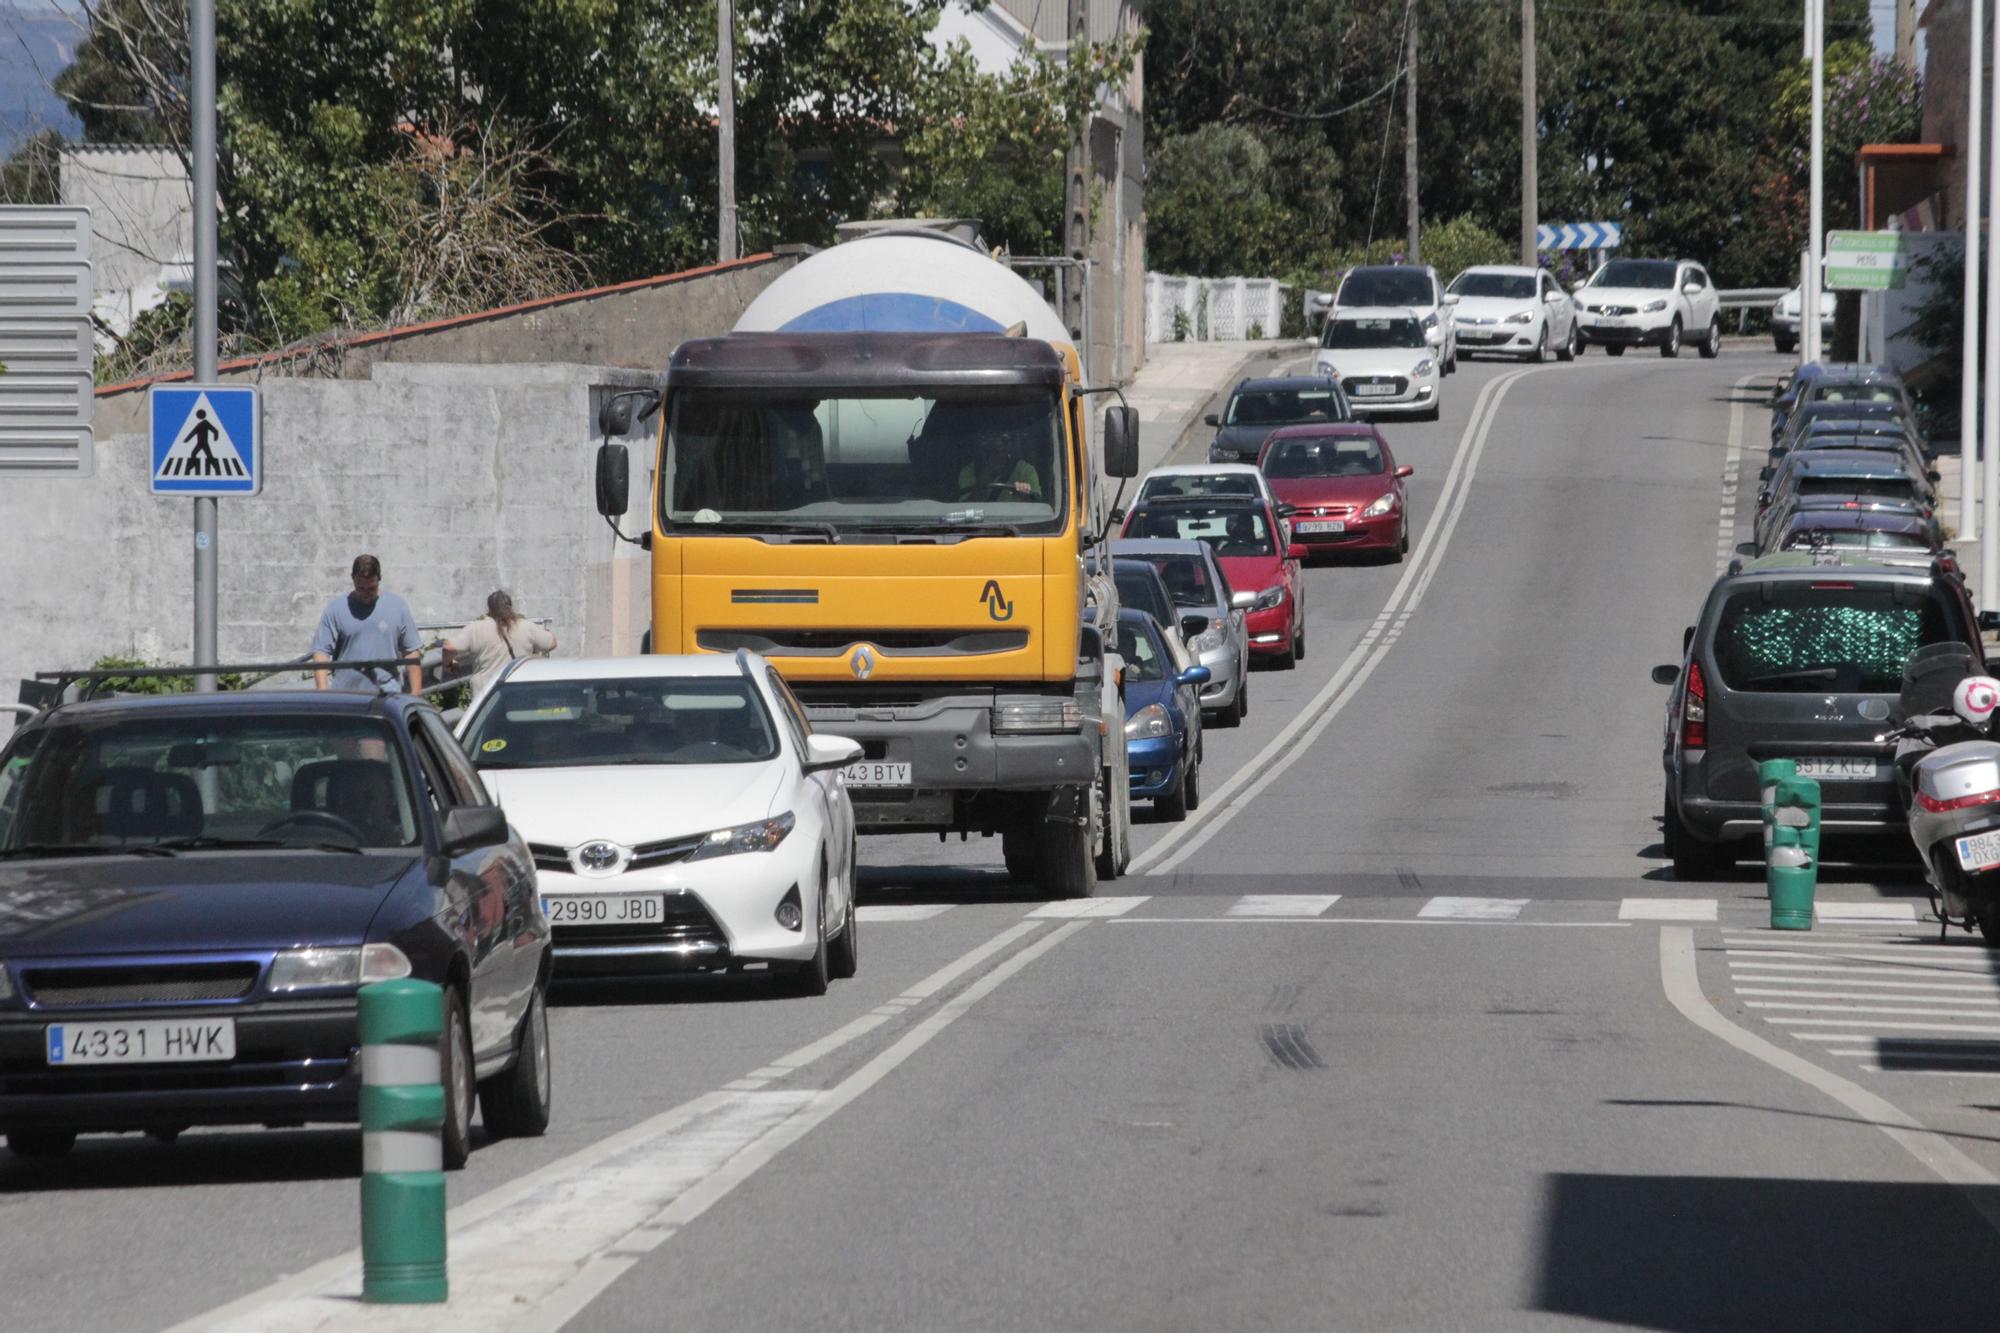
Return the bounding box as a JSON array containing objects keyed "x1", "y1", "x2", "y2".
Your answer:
[
  {"x1": 1113, "y1": 567, "x2": 1170, "y2": 622},
  {"x1": 1591, "y1": 260, "x2": 1677, "y2": 290},
  {"x1": 1796, "y1": 476, "x2": 1918, "y2": 501},
  {"x1": 1321, "y1": 318, "x2": 1426, "y2": 350},
  {"x1": 0, "y1": 715, "x2": 420, "y2": 854},
  {"x1": 1263, "y1": 436, "x2": 1385, "y2": 478},
  {"x1": 1448, "y1": 272, "x2": 1536, "y2": 299},
  {"x1": 1148, "y1": 553, "x2": 1224, "y2": 607},
  {"x1": 1128, "y1": 504, "x2": 1274, "y2": 557},
  {"x1": 1225, "y1": 387, "x2": 1348, "y2": 427},
  {"x1": 1713, "y1": 584, "x2": 1965, "y2": 693},
  {"x1": 1138, "y1": 473, "x2": 1260, "y2": 502},
  {"x1": 1338, "y1": 269, "x2": 1434, "y2": 306},
  {"x1": 1810, "y1": 384, "x2": 1901, "y2": 405},
  {"x1": 464, "y1": 678, "x2": 778, "y2": 768},
  {"x1": 1779, "y1": 529, "x2": 1930, "y2": 552}
]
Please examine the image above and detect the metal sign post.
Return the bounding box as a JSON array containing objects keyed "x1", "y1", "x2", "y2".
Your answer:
[{"x1": 191, "y1": 0, "x2": 220, "y2": 690}]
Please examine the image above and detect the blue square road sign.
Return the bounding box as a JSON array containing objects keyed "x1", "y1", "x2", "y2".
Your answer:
[{"x1": 150, "y1": 384, "x2": 260, "y2": 496}]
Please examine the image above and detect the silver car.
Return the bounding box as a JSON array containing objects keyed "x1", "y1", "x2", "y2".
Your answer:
[{"x1": 1111, "y1": 536, "x2": 1251, "y2": 726}]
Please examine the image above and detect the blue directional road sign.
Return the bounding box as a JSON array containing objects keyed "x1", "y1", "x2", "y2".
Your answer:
[
  {"x1": 150, "y1": 384, "x2": 260, "y2": 496},
  {"x1": 1535, "y1": 221, "x2": 1624, "y2": 252}
]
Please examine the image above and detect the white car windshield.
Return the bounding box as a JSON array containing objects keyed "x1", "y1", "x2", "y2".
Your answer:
[
  {"x1": 1591, "y1": 260, "x2": 1677, "y2": 290},
  {"x1": 1449, "y1": 273, "x2": 1536, "y2": 300},
  {"x1": 465, "y1": 678, "x2": 779, "y2": 768},
  {"x1": 1138, "y1": 473, "x2": 1260, "y2": 503},
  {"x1": 1321, "y1": 318, "x2": 1426, "y2": 351}
]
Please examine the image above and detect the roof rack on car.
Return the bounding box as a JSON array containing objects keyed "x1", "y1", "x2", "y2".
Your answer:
[{"x1": 32, "y1": 658, "x2": 419, "y2": 705}]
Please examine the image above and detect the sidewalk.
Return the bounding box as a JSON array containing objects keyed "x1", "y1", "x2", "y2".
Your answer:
[
  {"x1": 1123, "y1": 339, "x2": 1314, "y2": 473},
  {"x1": 1935, "y1": 451, "x2": 1985, "y2": 606}
]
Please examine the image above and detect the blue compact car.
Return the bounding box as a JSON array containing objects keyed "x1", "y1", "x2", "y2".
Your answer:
[
  {"x1": 0, "y1": 688, "x2": 551, "y2": 1166},
  {"x1": 1116, "y1": 610, "x2": 1209, "y2": 820}
]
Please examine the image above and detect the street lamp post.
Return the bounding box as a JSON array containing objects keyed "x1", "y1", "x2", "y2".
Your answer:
[
  {"x1": 191, "y1": 0, "x2": 218, "y2": 689},
  {"x1": 1984, "y1": 0, "x2": 2000, "y2": 607},
  {"x1": 1804, "y1": 0, "x2": 1825, "y2": 364},
  {"x1": 1963, "y1": 0, "x2": 1983, "y2": 547}
]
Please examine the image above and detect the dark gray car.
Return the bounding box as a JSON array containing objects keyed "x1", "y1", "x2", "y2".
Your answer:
[
  {"x1": 1205, "y1": 376, "x2": 1353, "y2": 463},
  {"x1": 1651, "y1": 558, "x2": 1983, "y2": 877}
]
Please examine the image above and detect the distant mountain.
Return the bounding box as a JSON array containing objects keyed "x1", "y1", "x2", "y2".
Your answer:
[{"x1": 0, "y1": 4, "x2": 81, "y2": 155}]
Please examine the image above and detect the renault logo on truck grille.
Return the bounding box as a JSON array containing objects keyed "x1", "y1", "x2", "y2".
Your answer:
[{"x1": 849, "y1": 645, "x2": 876, "y2": 679}]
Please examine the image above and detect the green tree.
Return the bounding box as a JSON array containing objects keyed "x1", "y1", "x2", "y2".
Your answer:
[{"x1": 1145, "y1": 126, "x2": 1295, "y2": 275}]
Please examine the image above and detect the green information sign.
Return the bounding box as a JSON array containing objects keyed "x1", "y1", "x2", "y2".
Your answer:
[{"x1": 1824, "y1": 230, "x2": 1909, "y2": 290}]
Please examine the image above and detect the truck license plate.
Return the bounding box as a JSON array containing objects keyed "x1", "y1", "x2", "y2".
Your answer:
[
  {"x1": 45, "y1": 1018, "x2": 236, "y2": 1066},
  {"x1": 843, "y1": 761, "x2": 912, "y2": 788}
]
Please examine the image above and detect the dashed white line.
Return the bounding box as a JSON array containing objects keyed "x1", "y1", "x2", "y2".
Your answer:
[
  {"x1": 1028, "y1": 895, "x2": 1149, "y2": 919},
  {"x1": 1815, "y1": 902, "x2": 1921, "y2": 923},
  {"x1": 856, "y1": 903, "x2": 954, "y2": 922},
  {"x1": 1620, "y1": 897, "x2": 1718, "y2": 921},
  {"x1": 1418, "y1": 896, "x2": 1528, "y2": 921},
  {"x1": 1228, "y1": 894, "x2": 1340, "y2": 917}
]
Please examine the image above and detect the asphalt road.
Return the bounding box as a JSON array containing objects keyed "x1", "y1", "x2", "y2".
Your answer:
[{"x1": 15, "y1": 344, "x2": 2000, "y2": 1331}]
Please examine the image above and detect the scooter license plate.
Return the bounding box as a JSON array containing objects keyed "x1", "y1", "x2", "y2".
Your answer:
[{"x1": 1955, "y1": 831, "x2": 2000, "y2": 873}]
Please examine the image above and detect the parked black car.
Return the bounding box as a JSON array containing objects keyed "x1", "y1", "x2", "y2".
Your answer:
[
  {"x1": 0, "y1": 689, "x2": 551, "y2": 1165},
  {"x1": 1651, "y1": 556, "x2": 1988, "y2": 877}
]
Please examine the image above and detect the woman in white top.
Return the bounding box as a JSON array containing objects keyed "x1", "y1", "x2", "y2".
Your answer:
[{"x1": 442, "y1": 591, "x2": 557, "y2": 693}]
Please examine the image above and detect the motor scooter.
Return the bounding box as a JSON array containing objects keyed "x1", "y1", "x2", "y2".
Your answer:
[{"x1": 1880, "y1": 643, "x2": 2000, "y2": 940}]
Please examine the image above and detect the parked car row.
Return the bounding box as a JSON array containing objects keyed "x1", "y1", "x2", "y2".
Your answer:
[{"x1": 1652, "y1": 360, "x2": 1995, "y2": 882}]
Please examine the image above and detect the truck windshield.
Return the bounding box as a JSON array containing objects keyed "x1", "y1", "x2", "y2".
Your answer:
[{"x1": 664, "y1": 387, "x2": 1065, "y2": 535}]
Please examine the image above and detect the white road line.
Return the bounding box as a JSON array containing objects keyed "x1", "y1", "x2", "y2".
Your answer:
[
  {"x1": 1748, "y1": 1001, "x2": 2000, "y2": 1017},
  {"x1": 1620, "y1": 897, "x2": 1718, "y2": 921},
  {"x1": 184, "y1": 921, "x2": 1092, "y2": 1333},
  {"x1": 1816, "y1": 903, "x2": 1921, "y2": 922},
  {"x1": 1027, "y1": 895, "x2": 1149, "y2": 919},
  {"x1": 1228, "y1": 894, "x2": 1340, "y2": 917},
  {"x1": 1862, "y1": 1065, "x2": 2000, "y2": 1078},
  {"x1": 1735, "y1": 979, "x2": 2000, "y2": 994},
  {"x1": 1726, "y1": 960, "x2": 1995, "y2": 976},
  {"x1": 1107, "y1": 917, "x2": 1630, "y2": 929},
  {"x1": 1659, "y1": 926, "x2": 2000, "y2": 1238},
  {"x1": 855, "y1": 904, "x2": 954, "y2": 922},
  {"x1": 1722, "y1": 935, "x2": 1939, "y2": 948},
  {"x1": 1793, "y1": 1032, "x2": 1874, "y2": 1042},
  {"x1": 1726, "y1": 949, "x2": 1997, "y2": 970},
  {"x1": 1713, "y1": 373, "x2": 1761, "y2": 572},
  {"x1": 1770, "y1": 1017, "x2": 2000, "y2": 1033},
  {"x1": 1130, "y1": 365, "x2": 1546, "y2": 877},
  {"x1": 1418, "y1": 896, "x2": 1528, "y2": 921}
]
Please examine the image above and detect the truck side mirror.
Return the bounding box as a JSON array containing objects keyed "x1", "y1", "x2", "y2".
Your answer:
[
  {"x1": 1103, "y1": 405, "x2": 1140, "y2": 479},
  {"x1": 598, "y1": 388, "x2": 659, "y2": 439},
  {"x1": 595, "y1": 442, "x2": 630, "y2": 518}
]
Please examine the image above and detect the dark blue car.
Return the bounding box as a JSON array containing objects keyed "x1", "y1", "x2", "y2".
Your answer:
[
  {"x1": 1116, "y1": 610, "x2": 1209, "y2": 820},
  {"x1": 0, "y1": 689, "x2": 551, "y2": 1166}
]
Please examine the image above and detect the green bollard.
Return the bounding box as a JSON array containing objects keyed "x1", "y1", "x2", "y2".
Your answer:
[
  {"x1": 359, "y1": 978, "x2": 448, "y2": 1304},
  {"x1": 1759, "y1": 758, "x2": 1799, "y2": 825},
  {"x1": 1771, "y1": 775, "x2": 1822, "y2": 862},
  {"x1": 1768, "y1": 825, "x2": 1817, "y2": 930}
]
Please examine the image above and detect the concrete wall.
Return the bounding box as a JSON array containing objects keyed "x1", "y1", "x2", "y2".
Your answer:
[
  {"x1": 0, "y1": 362, "x2": 656, "y2": 733},
  {"x1": 60, "y1": 145, "x2": 192, "y2": 342}
]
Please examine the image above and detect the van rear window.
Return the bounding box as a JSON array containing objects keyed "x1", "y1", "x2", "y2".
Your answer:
[{"x1": 1714, "y1": 586, "x2": 1963, "y2": 693}]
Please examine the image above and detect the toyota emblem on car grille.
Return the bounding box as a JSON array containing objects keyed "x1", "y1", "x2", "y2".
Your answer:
[
  {"x1": 850, "y1": 645, "x2": 876, "y2": 680},
  {"x1": 573, "y1": 841, "x2": 623, "y2": 875}
]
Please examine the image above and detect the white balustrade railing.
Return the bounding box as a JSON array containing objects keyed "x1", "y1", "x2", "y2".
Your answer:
[{"x1": 1144, "y1": 273, "x2": 1292, "y2": 343}]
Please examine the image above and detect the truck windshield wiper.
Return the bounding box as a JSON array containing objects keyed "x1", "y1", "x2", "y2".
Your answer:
[
  {"x1": 1748, "y1": 667, "x2": 1840, "y2": 685},
  {"x1": 0, "y1": 843, "x2": 177, "y2": 860},
  {"x1": 680, "y1": 519, "x2": 839, "y2": 543}
]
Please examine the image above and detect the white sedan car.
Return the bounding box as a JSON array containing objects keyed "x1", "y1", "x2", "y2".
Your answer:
[
  {"x1": 1134, "y1": 463, "x2": 1287, "y2": 522},
  {"x1": 1574, "y1": 257, "x2": 1724, "y2": 359},
  {"x1": 457, "y1": 652, "x2": 863, "y2": 994},
  {"x1": 1447, "y1": 265, "x2": 1578, "y2": 362},
  {"x1": 1312, "y1": 307, "x2": 1443, "y2": 421}
]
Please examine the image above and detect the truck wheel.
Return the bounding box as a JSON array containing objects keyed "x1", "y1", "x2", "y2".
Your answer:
[
  {"x1": 1094, "y1": 769, "x2": 1122, "y2": 881},
  {"x1": 1002, "y1": 830, "x2": 1034, "y2": 883},
  {"x1": 1036, "y1": 811, "x2": 1097, "y2": 899}
]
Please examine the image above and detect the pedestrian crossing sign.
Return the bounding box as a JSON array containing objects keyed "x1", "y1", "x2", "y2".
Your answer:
[{"x1": 149, "y1": 385, "x2": 260, "y2": 496}]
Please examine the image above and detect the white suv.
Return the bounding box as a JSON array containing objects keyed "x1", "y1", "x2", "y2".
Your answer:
[
  {"x1": 1575, "y1": 258, "x2": 1723, "y2": 359},
  {"x1": 1333, "y1": 264, "x2": 1458, "y2": 373}
]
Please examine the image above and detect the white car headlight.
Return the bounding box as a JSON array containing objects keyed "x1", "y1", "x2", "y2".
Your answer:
[
  {"x1": 1504, "y1": 310, "x2": 1534, "y2": 325},
  {"x1": 268, "y1": 943, "x2": 412, "y2": 993},
  {"x1": 1413, "y1": 358, "x2": 1437, "y2": 377},
  {"x1": 1124, "y1": 703, "x2": 1173, "y2": 740},
  {"x1": 1191, "y1": 625, "x2": 1227, "y2": 654},
  {"x1": 1252, "y1": 584, "x2": 1286, "y2": 611},
  {"x1": 686, "y1": 811, "x2": 796, "y2": 860},
  {"x1": 1422, "y1": 311, "x2": 1439, "y2": 328},
  {"x1": 1315, "y1": 358, "x2": 1340, "y2": 378},
  {"x1": 1643, "y1": 299, "x2": 1668, "y2": 313},
  {"x1": 1360, "y1": 492, "x2": 1398, "y2": 518}
]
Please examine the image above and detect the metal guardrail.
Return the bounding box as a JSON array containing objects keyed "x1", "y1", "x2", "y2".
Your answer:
[{"x1": 1718, "y1": 287, "x2": 1788, "y2": 309}]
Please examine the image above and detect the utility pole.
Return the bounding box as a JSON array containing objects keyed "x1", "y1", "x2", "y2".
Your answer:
[
  {"x1": 1963, "y1": 0, "x2": 1984, "y2": 546},
  {"x1": 191, "y1": 0, "x2": 218, "y2": 689},
  {"x1": 1804, "y1": 0, "x2": 1825, "y2": 363},
  {"x1": 1063, "y1": 0, "x2": 1090, "y2": 367},
  {"x1": 1403, "y1": 0, "x2": 1420, "y2": 262},
  {"x1": 1983, "y1": 0, "x2": 2000, "y2": 608},
  {"x1": 1520, "y1": 0, "x2": 1537, "y2": 268},
  {"x1": 717, "y1": 0, "x2": 737, "y2": 262}
]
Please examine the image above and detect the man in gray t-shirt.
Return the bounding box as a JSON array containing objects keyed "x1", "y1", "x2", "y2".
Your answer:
[{"x1": 311, "y1": 553, "x2": 423, "y2": 693}]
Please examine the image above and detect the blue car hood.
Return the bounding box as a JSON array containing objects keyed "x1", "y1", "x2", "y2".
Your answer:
[
  {"x1": 1124, "y1": 679, "x2": 1178, "y2": 720},
  {"x1": 0, "y1": 854, "x2": 419, "y2": 956}
]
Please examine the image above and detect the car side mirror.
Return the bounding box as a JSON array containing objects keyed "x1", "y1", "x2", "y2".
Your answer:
[
  {"x1": 804, "y1": 733, "x2": 865, "y2": 774},
  {"x1": 1179, "y1": 665, "x2": 1213, "y2": 687},
  {"x1": 440, "y1": 804, "x2": 508, "y2": 855},
  {"x1": 1735, "y1": 541, "x2": 1758, "y2": 557},
  {"x1": 1179, "y1": 614, "x2": 1209, "y2": 640},
  {"x1": 1231, "y1": 590, "x2": 1257, "y2": 610},
  {"x1": 1204, "y1": 413, "x2": 1221, "y2": 428},
  {"x1": 1682, "y1": 282, "x2": 1701, "y2": 296},
  {"x1": 1395, "y1": 464, "x2": 1414, "y2": 478},
  {"x1": 1544, "y1": 290, "x2": 1562, "y2": 303},
  {"x1": 596, "y1": 442, "x2": 630, "y2": 517},
  {"x1": 1441, "y1": 293, "x2": 1460, "y2": 306},
  {"x1": 1929, "y1": 471, "x2": 1943, "y2": 484},
  {"x1": 1650, "y1": 664, "x2": 1680, "y2": 686},
  {"x1": 1103, "y1": 405, "x2": 1140, "y2": 479},
  {"x1": 1758, "y1": 466, "x2": 1774, "y2": 482},
  {"x1": 1286, "y1": 543, "x2": 1308, "y2": 561},
  {"x1": 1276, "y1": 502, "x2": 1299, "y2": 517}
]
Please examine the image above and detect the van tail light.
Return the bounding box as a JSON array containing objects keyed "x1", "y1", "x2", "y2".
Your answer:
[
  {"x1": 1681, "y1": 660, "x2": 1707, "y2": 749},
  {"x1": 1916, "y1": 788, "x2": 2000, "y2": 814}
]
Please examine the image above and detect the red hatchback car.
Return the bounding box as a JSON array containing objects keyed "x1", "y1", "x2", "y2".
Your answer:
[
  {"x1": 1121, "y1": 495, "x2": 1307, "y2": 667},
  {"x1": 1257, "y1": 423, "x2": 1414, "y2": 560}
]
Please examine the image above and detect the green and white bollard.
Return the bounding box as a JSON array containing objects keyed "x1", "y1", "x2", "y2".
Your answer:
[
  {"x1": 1771, "y1": 775, "x2": 1822, "y2": 863},
  {"x1": 359, "y1": 978, "x2": 448, "y2": 1304},
  {"x1": 1767, "y1": 825, "x2": 1816, "y2": 931},
  {"x1": 1758, "y1": 758, "x2": 1799, "y2": 823}
]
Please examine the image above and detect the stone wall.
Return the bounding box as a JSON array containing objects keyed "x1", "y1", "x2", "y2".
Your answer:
[{"x1": 1, "y1": 362, "x2": 656, "y2": 731}]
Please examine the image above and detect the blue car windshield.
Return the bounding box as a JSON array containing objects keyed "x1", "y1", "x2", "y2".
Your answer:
[{"x1": 0, "y1": 715, "x2": 421, "y2": 853}]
